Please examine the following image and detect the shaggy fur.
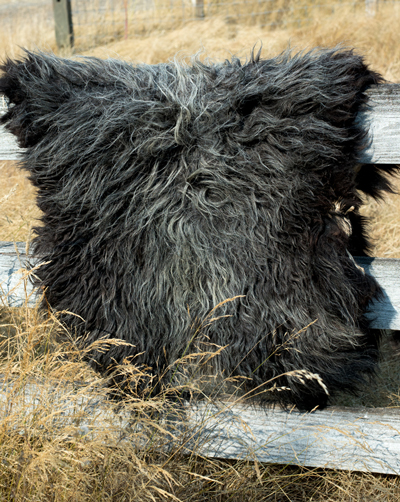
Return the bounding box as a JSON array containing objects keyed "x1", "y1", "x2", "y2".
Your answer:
[{"x1": 0, "y1": 48, "x2": 398, "y2": 410}]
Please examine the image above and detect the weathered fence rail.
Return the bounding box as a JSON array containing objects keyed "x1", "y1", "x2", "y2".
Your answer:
[{"x1": 1, "y1": 84, "x2": 400, "y2": 474}]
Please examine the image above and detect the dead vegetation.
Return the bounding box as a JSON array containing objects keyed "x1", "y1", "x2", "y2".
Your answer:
[{"x1": 1, "y1": 290, "x2": 400, "y2": 501}]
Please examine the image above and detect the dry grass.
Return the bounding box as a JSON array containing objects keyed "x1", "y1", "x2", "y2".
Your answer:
[
  {"x1": 83, "y1": 2, "x2": 400, "y2": 83},
  {"x1": 0, "y1": 162, "x2": 40, "y2": 243},
  {"x1": 361, "y1": 179, "x2": 400, "y2": 258},
  {"x1": 0, "y1": 1, "x2": 57, "y2": 60},
  {"x1": 2, "y1": 0, "x2": 400, "y2": 500},
  {"x1": 1, "y1": 2, "x2": 400, "y2": 83},
  {"x1": 1, "y1": 292, "x2": 400, "y2": 501}
]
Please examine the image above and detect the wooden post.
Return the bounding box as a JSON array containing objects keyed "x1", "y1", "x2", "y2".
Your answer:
[
  {"x1": 365, "y1": 0, "x2": 378, "y2": 17},
  {"x1": 52, "y1": 0, "x2": 74, "y2": 49},
  {"x1": 194, "y1": 0, "x2": 205, "y2": 19},
  {"x1": 124, "y1": 0, "x2": 129, "y2": 40}
]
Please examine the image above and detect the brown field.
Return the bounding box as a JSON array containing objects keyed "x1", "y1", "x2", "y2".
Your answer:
[{"x1": 1, "y1": 1, "x2": 400, "y2": 500}]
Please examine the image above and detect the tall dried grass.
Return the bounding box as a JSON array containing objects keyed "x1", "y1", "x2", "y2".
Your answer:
[
  {"x1": 0, "y1": 1, "x2": 57, "y2": 59},
  {"x1": 1, "y1": 1, "x2": 400, "y2": 83},
  {"x1": 1, "y1": 276, "x2": 400, "y2": 501},
  {"x1": 84, "y1": 2, "x2": 400, "y2": 82},
  {"x1": 0, "y1": 162, "x2": 40, "y2": 243}
]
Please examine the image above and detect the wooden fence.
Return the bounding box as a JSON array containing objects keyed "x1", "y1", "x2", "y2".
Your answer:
[{"x1": 1, "y1": 85, "x2": 400, "y2": 474}]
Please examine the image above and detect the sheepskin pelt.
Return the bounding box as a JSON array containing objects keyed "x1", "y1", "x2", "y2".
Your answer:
[{"x1": 0, "y1": 48, "x2": 397, "y2": 410}]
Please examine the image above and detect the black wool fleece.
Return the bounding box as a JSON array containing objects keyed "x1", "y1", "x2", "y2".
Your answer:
[{"x1": 1, "y1": 47, "x2": 398, "y2": 410}]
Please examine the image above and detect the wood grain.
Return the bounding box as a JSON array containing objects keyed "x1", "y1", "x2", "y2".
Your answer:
[
  {"x1": 357, "y1": 84, "x2": 400, "y2": 164},
  {"x1": 0, "y1": 97, "x2": 21, "y2": 160},
  {"x1": 186, "y1": 402, "x2": 400, "y2": 474},
  {"x1": 2, "y1": 375, "x2": 400, "y2": 475},
  {"x1": 0, "y1": 241, "x2": 35, "y2": 306},
  {"x1": 357, "y1": 257, "x2": 400, "y2": 329}
]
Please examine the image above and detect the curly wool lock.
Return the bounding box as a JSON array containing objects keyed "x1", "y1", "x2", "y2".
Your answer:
[{"x1": 0, "y1": 48, "x2": 397, "y2": 410}]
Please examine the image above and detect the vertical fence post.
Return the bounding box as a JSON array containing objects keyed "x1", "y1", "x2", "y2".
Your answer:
[
  {"x1": 52, "y1": 0, "x2": 74, "y2": 49},
  {"x1": 194, "y1": 0, "x2": 205, "y2": 19},
  {"x1": 124, "y1": 0, "x2": 129, "y2": 40},
  {"x1": 365, "y1": 0, "x2": 378, "y2": 17}
]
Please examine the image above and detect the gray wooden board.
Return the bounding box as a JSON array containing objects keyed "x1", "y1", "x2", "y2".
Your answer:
[
  {"x1": 357, "y1": 84, "x2": 400, "y2": 164},
  {"x1": 186, "y1": 402, "x2": 400, "y2": 475},
  {"x1": 0, "y1": 97, "x2": 21, "y2": 160},
  {"x1": 2, "y1": 374, "x2": 400, "y2": 475},
  {"x1": 0, "y1": 241, "x2": 36, "y2": 307},
  {"x1": 357, "y1": 256, "x2": 400, "y2": 330},
  {"x1": 1, "y1": 84, "x2": 400, "y2": 163},
  {"x1": 0, "y1": 243, "x2": 399, "y2": 330}
]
